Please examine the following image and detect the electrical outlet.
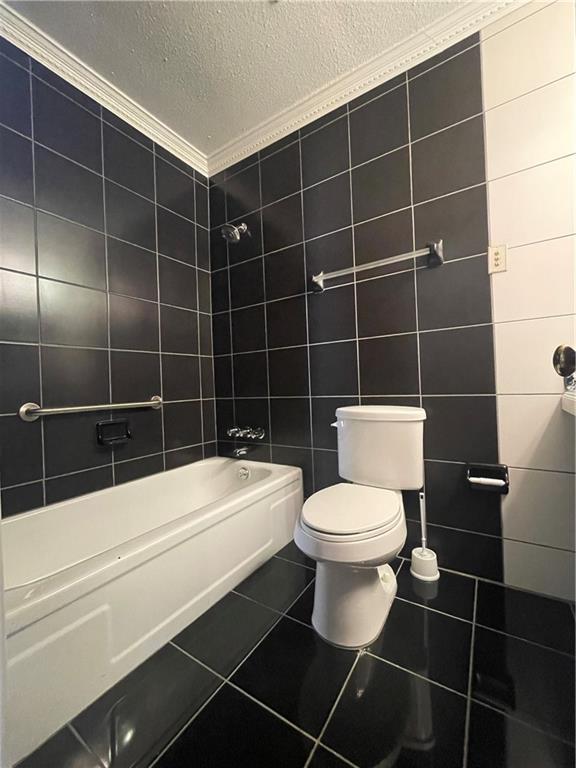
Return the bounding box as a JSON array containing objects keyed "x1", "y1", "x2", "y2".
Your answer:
[{"x1": 488, "y1": 244, "x2": 507, "y2": 274}]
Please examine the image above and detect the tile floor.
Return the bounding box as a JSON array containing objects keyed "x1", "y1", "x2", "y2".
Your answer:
[{"x1": 20, "y1": 542, "x2": 575, "y2": 768}]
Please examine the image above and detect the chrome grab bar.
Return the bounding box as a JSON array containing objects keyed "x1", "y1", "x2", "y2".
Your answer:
[{"x1": 19, "y1": 396, "x2": 163, "y2": 422}]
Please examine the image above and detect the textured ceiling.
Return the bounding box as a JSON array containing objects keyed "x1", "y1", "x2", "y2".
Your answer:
[{"x1": 8, "y1": 0, "x2": 462, "y2": 156}]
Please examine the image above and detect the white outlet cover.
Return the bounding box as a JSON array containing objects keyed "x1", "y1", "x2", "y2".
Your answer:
[{"x1": 489, "y1": 244, "x2": 507, "y2": 274}]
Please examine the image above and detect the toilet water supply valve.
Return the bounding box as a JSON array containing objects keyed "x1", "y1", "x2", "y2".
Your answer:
[{"x1": 410, "y1": 491, "x2": 440, "y2": 582}]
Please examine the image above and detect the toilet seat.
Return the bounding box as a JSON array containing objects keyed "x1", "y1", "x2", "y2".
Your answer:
[{"x1": 301, "y1": 484, "x2": 402, "y2": 542}]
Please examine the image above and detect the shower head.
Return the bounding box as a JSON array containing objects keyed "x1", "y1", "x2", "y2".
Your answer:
[{"x1": 221, "y1": 222, "x2": 250, "y2": 243}]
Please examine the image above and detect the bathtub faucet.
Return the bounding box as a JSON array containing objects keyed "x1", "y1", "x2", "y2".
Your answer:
[
  {"x1": 227, "y1": 426, "x2": 266, "y2": 440},
  {"x1": 231, "y1": 446, "x2": 251, "y2": 458}
]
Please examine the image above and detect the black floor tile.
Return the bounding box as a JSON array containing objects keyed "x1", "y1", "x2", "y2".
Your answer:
[
  {"x1": 17, "y1": 726, "x2": 101, "y2": 768},
  {"x1": 467, "y1": 701, "x2": 576, "y2": 768},
  {"x1": 275, "y1": 540, "x2": 314, "y2": 570},
  {"x1": 475, "y1": 581, "x2": 575, "y2": 655},
  {"x1": 287, "y1": 582, "x2": 315, "y2": 626},
  {"x1": 173, "y1": 591, "x2": 279, "y2": 676},
  {"x1": 369, "y1": 598, "x2": 471, "y2": 693},
  {"x1": 72, "y1": 643, "x2": 220, "y2": 768},
  {"x1": 472, "y1": 626, "x2": 575, "y2": 743},
  {"x1": 235, "y1": 556, "x2": 314, "y2": 612},
  {"x1": 323, "y1": 654, "x2": 467, "y2": 768},
  {"x1": 232, "y1": 617, "x2": 355, "y2": 736},
  {"x1": 396, "y1": 562, "x2": 476, "y2": 621},
  {"x1": 310, "y1": 745, "x2": 352, "y2": 767},
  {"x1": 154, "y1": 683, "x2": 313, "y2": 768}
]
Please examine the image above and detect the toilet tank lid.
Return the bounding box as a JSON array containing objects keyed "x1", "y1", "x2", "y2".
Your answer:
[{"x1": 335, "y1": 405, "x2": 426, "y2": 422}]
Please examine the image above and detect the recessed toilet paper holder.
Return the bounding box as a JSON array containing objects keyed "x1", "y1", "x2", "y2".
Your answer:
[{"x1": 466, "y1": 463, "x2": 509, "y2": 494}]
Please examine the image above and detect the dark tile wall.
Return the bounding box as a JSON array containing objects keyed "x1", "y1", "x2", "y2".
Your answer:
[
  {"x1": 210, "y1": 35, "x2": 506, "y2": 581},
  {"x1": 0, "y1": 38, "x2": 215, "y2": 516}
]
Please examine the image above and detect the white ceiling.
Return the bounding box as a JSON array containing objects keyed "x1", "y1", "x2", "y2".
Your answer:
[{"x1": 8, "y1": 0, "x2": 468, "y2": 161}]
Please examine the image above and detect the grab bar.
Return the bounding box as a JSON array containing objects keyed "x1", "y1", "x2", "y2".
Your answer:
[{"x1": 19, "y1": 396, "x2": 162, "y2": 422}]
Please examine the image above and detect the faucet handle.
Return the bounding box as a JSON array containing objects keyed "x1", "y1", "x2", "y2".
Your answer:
[{"x1": 227, "y1": 426, "x2": 266, "y2": 440}]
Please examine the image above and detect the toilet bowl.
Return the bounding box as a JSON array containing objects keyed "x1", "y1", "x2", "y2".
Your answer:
[
  {"x1": 294, "y1": 405, "x2": 426, "y2": 649},
  {"x1": 294, "y1": 483, "x2": 406, "y2": 648}
]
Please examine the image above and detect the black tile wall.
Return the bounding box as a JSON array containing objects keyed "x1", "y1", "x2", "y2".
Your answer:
[
  {"x1": 0, "y1": 37, "x2": 214, "y2": 517},
  {"x1": 211, "y1": 44, "x2": 502, "y2": 586}
]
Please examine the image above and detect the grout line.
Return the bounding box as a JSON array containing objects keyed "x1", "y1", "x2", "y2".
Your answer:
[
  {"x1": 405, "y1": 71, "x2": 423, "y2": 414},
  {"x1": 462, "y1": 578, "x2": 478, "y2": 768},
  {"x1": 273, "y1": 554, "x2": 316, "y2": 572},
  {"x1": 394, "y1": 595, "x2": 473, "y2": 625},
  {"x1": 27, "y1": 60, "x2": 47, "y2": 507},
  {"x1": 147, "y1": 676, "x2": 228, "y2": 767},
  {"x1": 365, "y1": 652, "x2": 468, "y2": 700},
  {"x1": 100, "y1": 106, "x2": 116, "y2": 486},
  {"x1": 299, "y1": 129, "x2": 316, "y2": 485},
  {"x1": 66, "y1": 723, "x2": 107, "y2": 768},
  {"x1": 257, "y1": 154, "x2": 273, "y2": 463},
  {"x1": 470, "y1": 696, "x2": 576, "y2": 748},
  {"x1": 302, "y1": 652, "x2": 362, "y2": 768},
  {"x1": 171, "y1": 641, "x2": 319, "y2": 745},
  {"x1": 346, "y1": 102, "x2": 363, "y2": 418}
]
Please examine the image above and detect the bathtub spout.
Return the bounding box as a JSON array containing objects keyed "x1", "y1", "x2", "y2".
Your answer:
[{"x1": 232, "y1": 447, "x2": 251, "y2": 458}]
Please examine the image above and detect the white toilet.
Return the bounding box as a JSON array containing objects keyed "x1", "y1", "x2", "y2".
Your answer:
[{"x1": 294, "y1": 405, "x2": 426, "y2": 649}]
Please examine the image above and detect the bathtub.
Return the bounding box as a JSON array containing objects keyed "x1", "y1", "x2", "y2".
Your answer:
[{"x1": 2, "y1": 457, "x2": 302, "y2": 765}]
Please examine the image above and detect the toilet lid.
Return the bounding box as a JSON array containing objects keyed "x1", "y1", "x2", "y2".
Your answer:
[{"x1": 302, "y1": 484, "x2": 401, "y2": 536}]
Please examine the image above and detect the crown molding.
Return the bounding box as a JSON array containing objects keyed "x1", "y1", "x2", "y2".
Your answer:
[
  {"x1": 0, "y1": 1, "x2": 209, "y2": 176},
  {"x1": 207, "y1": 0, "x2": 529, "y2": 175},
  {"x1": 0, "y1": 0, "x2": 529, "y2": 179}
]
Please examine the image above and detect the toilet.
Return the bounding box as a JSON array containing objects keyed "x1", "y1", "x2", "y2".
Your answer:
[{"x1": 294, "y1": 405, "x2": 426, "y2": 649}]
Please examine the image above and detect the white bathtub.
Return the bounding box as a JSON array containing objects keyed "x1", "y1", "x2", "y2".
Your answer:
[{"x1": 2, "y1": 457, "x2": 302, "y2": 765}]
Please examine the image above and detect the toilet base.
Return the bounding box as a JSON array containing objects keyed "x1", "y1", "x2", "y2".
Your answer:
[{"x1": 311, "y1": 562, "x2": 397, "y2": 649}]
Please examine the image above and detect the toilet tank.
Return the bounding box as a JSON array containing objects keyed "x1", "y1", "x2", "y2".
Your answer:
[{"x1": 334, "y1": 406, "x2": 426, "y2": 490}]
